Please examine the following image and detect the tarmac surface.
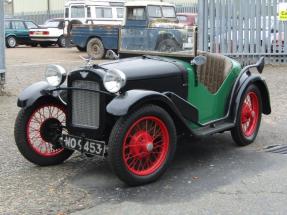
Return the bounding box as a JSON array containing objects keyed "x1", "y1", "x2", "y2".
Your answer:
[{"x1": 0, "y1": 47, "x2": 287, "y2": 215}]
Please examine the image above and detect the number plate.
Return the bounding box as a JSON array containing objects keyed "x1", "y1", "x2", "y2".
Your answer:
[{"x1": 62, "y1": 134, "x2": 105, "y2": 156}]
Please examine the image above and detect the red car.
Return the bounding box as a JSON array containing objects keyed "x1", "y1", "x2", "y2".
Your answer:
[{"x1": 177, "y1": 13, "x2": 197, "y2": 27}]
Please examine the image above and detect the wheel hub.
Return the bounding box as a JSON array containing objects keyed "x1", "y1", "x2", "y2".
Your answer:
[
  {"x1": 40, "y1": 118, "x2": 62, "y2": 143},
  {"x1": 130, "y1": 131, "x2": 154, "y2": 158}
]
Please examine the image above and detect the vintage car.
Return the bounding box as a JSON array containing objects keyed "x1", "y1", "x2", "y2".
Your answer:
[
  {"x1": 14, "y1": 27, "x2": 271, "y2": 186},
  {"x1": 71, "y1": 1, "x2": 191, "y2": 59}
]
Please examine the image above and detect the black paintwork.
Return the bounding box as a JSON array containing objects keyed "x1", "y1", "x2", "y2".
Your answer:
[
  {"x1": 101, "y1": 56, "x2": 188, "y2": 98},
  {"x1": 17, "y1": 56, "x2": 271, "y2": 139},
  {"x1": 17, "y1": 81, "x2": 54, "y2": 108}
]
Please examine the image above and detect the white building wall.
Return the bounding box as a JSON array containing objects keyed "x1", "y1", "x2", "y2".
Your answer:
[{"x1": 13, "y1": 0, "x2": 48, "y2": 13}]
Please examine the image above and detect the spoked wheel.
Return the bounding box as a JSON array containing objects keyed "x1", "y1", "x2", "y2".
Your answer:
[
  {"x1": 231, "y1": 85, "x2": 262, "y2": 146},
  {"x1": 108, "y1": 105, "x2": 176, "y2": 186},
  {"x1": 14, "y1": 100, "x2": 73, "y2": 166}
]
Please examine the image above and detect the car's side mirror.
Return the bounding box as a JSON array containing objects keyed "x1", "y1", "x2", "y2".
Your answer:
[{"x1": 191, "y1": 55, "x2": 207, "y2": 66}]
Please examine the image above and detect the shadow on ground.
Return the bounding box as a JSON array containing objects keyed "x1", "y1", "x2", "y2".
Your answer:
[{"x1": 69, "y1": 133, "x2": 273, "y2": 205}]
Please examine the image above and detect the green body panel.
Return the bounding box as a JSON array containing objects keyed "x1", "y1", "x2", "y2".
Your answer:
[{"x1": 176, "y1": 59, "x2": 241, "y2": 128}]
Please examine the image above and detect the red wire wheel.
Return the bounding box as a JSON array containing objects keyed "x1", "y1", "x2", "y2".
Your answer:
[
  {"x1": 108, "y1": 105, "x2": 176, "y2": 185},
  {"x1": 26, "y1": 104, "x2": 66, "y2": 157},
  {"x1": 123, "y1": 116, "x2": 170, "y2": 176},
  {"x1": 240, "y1": 92, "x2": 260, "y2": 137},
  {"x1": 231, "y1": 85, "x2": 262, "y2": 146},
  {"x1": 15, "y1": 100, "x2": 74, "y2": 166}
]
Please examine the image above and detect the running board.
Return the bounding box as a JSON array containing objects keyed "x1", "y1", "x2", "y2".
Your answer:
[{"x1": 193, "y1": 122, "x2": 235, "y2": 136}]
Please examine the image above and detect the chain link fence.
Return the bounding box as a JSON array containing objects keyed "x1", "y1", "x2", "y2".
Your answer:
[{"x1": 13, "y1": 10, "x2": 63, "y2": 25}]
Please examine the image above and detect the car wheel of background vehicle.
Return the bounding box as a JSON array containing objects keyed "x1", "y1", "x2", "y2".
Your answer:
[
  {"x1": 157, "y1": 39, "x2": 180, "y2": 52},
  {"x1": 14, "y1": 100, "x2": 74, "y2": 166},
  {"x1": 76, "y1": 45, "x2": 87, "y2": 52},
  {"x1": 6, "y1": 36, "x2": 17, "y2": 48},
  {"x1": 231, "y1": 84, "x2": 262, "y2": 146},
  {"x1": 108, "y1": 105, "x2": 177, "y2": 186},
  {"x1": 40, "y1": 42, "x2": 49, "y2": 48},
  {"x1": 31, "y1": 42, "x2": 38, "y2": 47},
  {"x1": 87, "y1": 38, "x2": 105, "y2": 59},
  {"x1": 58, "y1": 36, "x2": 66, "y2": 48}
]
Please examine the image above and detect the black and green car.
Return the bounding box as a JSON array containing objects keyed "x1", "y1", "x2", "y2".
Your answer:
[
  {"x1": 14, "y1": 27, "x2": 271, "y2": 186},
  {"x1": 5, "y1": 18, "x2": 39, "y2": 48}
]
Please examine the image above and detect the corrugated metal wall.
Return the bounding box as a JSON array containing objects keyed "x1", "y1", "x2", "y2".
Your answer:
[{"x1": 13, "y1": 0, "x2": 65, "y2": 14}]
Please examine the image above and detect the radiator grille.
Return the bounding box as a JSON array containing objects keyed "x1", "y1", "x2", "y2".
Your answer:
[{"x1": 72, "y1": 80, "x2": 100, "y2": 129}]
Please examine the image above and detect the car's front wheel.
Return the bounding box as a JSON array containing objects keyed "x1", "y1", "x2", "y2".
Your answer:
[
  {"x1": 14, "y1": 100, "x2": 73, "y2": 166},
  {"x1": 231, "y1": 85, "x2": 262, "y2": 146},
  {"x1": 58, "y1": 36, "x2": 66, "y2": 48},
  {"x1": 6, "y1": 36, "x2": 17, "y2": 48},
  {"x1": 108, "y1": 105, "x2": 177, "y2": 186}
]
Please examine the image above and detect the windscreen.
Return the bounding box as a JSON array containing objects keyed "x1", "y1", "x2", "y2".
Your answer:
[{"x1": 119, "y1": 27, "x2": 196, "y2": 57}]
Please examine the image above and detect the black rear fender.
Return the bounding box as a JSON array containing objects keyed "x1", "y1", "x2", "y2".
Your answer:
[
  {"x1": 233, "y1": 75, "x2": 271, "y2": 119},
  {"x1": 17, "y1": 81, "x2": 65, "y2": 109}
]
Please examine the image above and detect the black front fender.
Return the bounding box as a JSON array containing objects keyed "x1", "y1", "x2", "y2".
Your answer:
[
  {"x1": 106, "y1": 90, "x2": 199, "y2": 135},
  {"x1": 106, "y1": 90, "x2": 172, "y2": 116},
  {"x1": 234, "y1": 75, "x2": 271, "y2": 119},
  {"x1": 17, "y1": 81, "x2": 63, "y2": 108}
]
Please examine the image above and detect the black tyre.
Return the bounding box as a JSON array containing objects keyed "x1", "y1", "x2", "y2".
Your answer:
[
  {"x1": 108, "y1": 105, "x2": 177, "y2": 186},
  {"x1": 157, "y1": 38, "x2": 180, "y2": 52},
  {"x1": 87, "y1": 38, "x2": 105, "y2": 59},
  {"x1": 6, "y1": 36, "x2": 17, "y2": 48},
  {"x1": 231, "y1": 85, "x2": 262, "y2": 146},
  {"x1": 76, "y1": 45, "x2": 87, "y2": 52},
  {"x1": 57, "y1": 35, "x2": 66, "y2": 48},
  {"x1": 40, "y1": 42, "x2": 49, "y2": 48},
  {"x1": 14, "y1": 100, "x2": 74, "y2": 166},
  {"x1": 31, "y1": 42, "x2": 38, "y2": 47}
]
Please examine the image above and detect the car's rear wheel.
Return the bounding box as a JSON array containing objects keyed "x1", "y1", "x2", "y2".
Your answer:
[
  {"x1": 58, "y1": 36, "x2": 66, "y2": 48},
  {"x1": 108, "y1": 105, "x2": 177, "y2": 186},
  {"x1": 6, "y1": 36, "x2": 17, "y2": 48},
  {"x1": 231, "y1": 85, "x2": 262, "y2": 146},
  {"x1": 157, "y1": 39, "x2": 180, "y2": 52},
  {"x1": 87, "y1": 38, "x2": 105, "y2": 59},
  {"x1": 14, "y1": 100, "x2": 73, "y2": 166}
]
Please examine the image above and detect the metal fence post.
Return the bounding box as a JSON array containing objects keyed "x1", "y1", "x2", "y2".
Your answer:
[
  {"x1": 0, "y1": 0, "x2": 6, "y2": 92},
  {"x1": 198, "y1": 0, "x2": 206, "y2": 51}
]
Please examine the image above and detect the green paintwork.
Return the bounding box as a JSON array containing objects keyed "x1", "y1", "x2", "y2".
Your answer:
[
  {"x1": 5, "y1": 19, "x2": 37, "y2": 46},
  {"x1": 176, "y1": 58, "x2": 241, "y2": 128}
]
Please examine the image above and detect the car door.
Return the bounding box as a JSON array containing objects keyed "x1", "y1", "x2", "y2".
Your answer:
[
  {"x1": 4, "y1": 20, "x2": 13, "y2": 37},
  {"x1": 12, "y1": 20, "x2": 29, "y2": 43}
]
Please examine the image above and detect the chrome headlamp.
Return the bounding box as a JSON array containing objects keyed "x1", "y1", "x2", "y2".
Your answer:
[
  {"x1": 103, "y1": 69, "x2": 126, "y2": 93},
  {"x1": 45, "y1": 65, "x2": 67, "y2": 87}
]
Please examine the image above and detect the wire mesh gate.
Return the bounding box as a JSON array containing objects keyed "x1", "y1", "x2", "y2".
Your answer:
[{"x1": 198, "y1": 0, "x2": 287, "y2": 64}]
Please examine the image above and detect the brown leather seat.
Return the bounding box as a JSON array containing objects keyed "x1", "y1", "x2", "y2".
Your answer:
[{"x1": 197, "y1": 51, "x2": 233, "y2": 94}]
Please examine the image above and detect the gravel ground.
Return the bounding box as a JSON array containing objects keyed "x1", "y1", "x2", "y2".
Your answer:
[{"x1": 0, "y1": 47, "x2": 287, "y2": 214}]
